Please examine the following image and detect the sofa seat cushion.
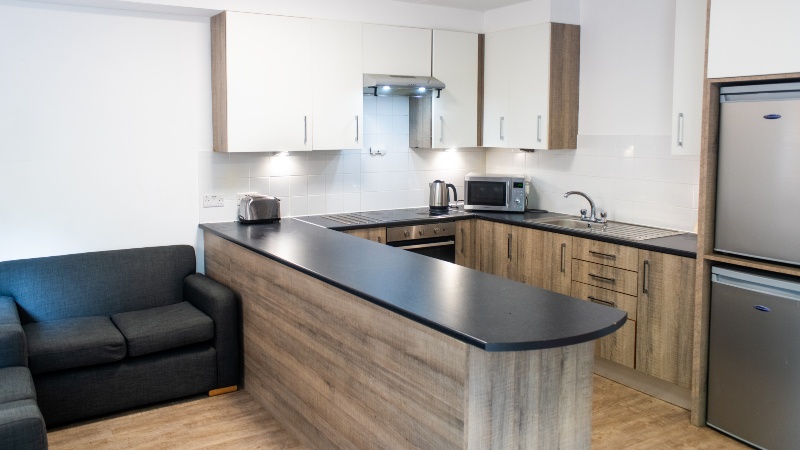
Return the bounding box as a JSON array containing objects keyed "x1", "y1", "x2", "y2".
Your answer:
[
  {"x1": 111, "y1": 302, "x2": 213, "y2": 357},
  {"x1": 0, "y1": 399, "x2": 48, "y2": 450},
  {"x1": 23, "y1": 316, "x2": 126, "y2": 375},
  {"x1": 0, "y1": 367, "x2": 36, "y2": 404}
]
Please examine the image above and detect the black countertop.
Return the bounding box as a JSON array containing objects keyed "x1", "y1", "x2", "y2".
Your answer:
[
  {"x1": 296, "y1": 208, "x2": 697, "y2": 258},
  {"x1": 200, "y1": 219, "x2": 627, "y2": 352}
]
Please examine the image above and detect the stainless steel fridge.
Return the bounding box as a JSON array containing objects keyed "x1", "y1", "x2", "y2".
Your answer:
[
  {"x1": 715, "y1": 83, "x2": 800, "y2": 266},
  {"x1": 707, "y1": 267, "x2": 800, "y2": 449}
]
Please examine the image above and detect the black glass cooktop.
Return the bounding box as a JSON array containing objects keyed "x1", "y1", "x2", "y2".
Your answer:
[{"x1": 295, "y1": 207, "x2": 470, "y2": 228}]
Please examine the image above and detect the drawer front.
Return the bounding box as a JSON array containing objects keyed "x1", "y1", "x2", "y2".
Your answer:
[
  {"x1": 595, "y1": 319, "x2": 636, "y2": 369},
  {"x1": 571, "y1": 281, "x2": 637, "y2": 321},
  {"x1": 572, "y1": 237, "x2": 638, "y2": 271},
  {"x1": 572, "y1": 259, "x2": 638, "y2": 296}
]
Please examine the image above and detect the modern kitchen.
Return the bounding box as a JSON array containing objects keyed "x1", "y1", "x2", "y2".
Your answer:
[{"x1": 1, "y1": 0, "x2": 799, "y2": 449}]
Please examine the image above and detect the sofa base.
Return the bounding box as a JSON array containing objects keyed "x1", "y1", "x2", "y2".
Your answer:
[
  {"x1": 35, "y1": 344, "x2": 217, "y2": 427},
  {"x1": 208, "y1": 385, "x2": 238, "y2": 396}
]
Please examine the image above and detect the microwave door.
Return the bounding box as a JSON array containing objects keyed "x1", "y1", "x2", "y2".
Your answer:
[{"x1": 468, "y1": 181, "x2": 507, "y2": 207}]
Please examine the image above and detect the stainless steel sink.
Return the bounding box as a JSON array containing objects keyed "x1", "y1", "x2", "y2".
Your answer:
[{"x1": 528, "y1": 217, "x2": 683, "y2": 241}]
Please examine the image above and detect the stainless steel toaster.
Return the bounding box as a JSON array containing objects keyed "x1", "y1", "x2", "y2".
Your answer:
[{"x1": 238, "y1": 195, "x2": 280, "y2": 224}]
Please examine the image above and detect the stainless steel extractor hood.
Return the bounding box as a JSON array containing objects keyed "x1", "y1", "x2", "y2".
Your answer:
[{"x1": 363, "y1": 73, "x2": 445, "y2": 97}]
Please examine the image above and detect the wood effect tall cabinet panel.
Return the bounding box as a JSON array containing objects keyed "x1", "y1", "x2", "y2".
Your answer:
[{"x1": 212, "y1": 12, "x2": 313, "y2": 152}]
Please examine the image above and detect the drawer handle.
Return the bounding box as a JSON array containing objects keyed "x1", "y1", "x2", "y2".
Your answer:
[
  {"x1": 589, "y1": 250, "x2": 616, "y2": 259},
  {"x1": 589, "y1": 273, "x2": 616, "y2": 284},
  {"x1": 588, "y1": 296, "x2": 616, "y2": 308},
  {"x1": 560, "y1": 243, "x2": 566, "y2": 273}
]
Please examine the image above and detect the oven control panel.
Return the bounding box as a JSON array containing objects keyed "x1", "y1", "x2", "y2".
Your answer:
[{"x1": 386, "y1": 222, "x2": 455, "y2": 243}]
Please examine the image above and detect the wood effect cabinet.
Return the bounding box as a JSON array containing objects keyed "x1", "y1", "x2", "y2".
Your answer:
[
  {"x1": 211, "y1": 13, "x2": 362, "y2": 152},
  {"x1": 342, "y1": 227, "x2": 386, "y2": 244},
  {"x1": 670, "y1": 0, "x2": 706, "y2": 155},
  {"x1": 431, "y1": 30, "x2": 479, "y2": 149},
  {"x1": 517, "y1": 228, "x2": 572, "y2": 295},
  {"x1": 476, "y1": 221, "x2": 517, "y2": 280},
  {"x1": 212, "y1": 12, "x2": 313, "y2": 152},
  {"x1": 362, "y1": 24, "x2": 431, "y2": 76},
  {"x1": 455, "y1": 219, "x2": 477, "y2": 269},
  {"x1": 571, "y1": 281, "x2": 637, "y2": 368},
  {"x1": 636, "y1": 250, "x2": 695, "y2": 389},
  {"x1": 483, "y1": 23, "x2": 580, "y2": 150}
]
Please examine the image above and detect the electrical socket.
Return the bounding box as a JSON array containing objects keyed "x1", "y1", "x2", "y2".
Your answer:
[
  {"x1": 237, "y1": 192, "x2": 257, "y2": 200},
  {"x1": 369, "y1": 145, "x2": 386, "y2": 156},
  {"x1": 202, "y1": 194, "x2": 224, "y2": 208}
]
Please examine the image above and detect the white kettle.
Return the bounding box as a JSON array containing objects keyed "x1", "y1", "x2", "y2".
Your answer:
[{"x1": 429, "y1": 180, "x2": 457, "y2": 211}]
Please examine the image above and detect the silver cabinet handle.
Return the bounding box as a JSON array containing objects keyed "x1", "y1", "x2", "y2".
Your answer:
[
  {"x1": 439, "y1": 116, "x2": 444, "y2": 143},
  {"x1": 460, "y1": 227, "x2": 465, "y2": 254},
  {"x1": 537, "y1": 115, "x2": 542, "y2": 143},
  {"x1": 500, "y1": 116, "x2": 505, "y2": 141},
  {"x1": 589, "y1": 273, "x2": 616, "y2": 284},
  {"x1": 560, "y1": 243, "x2": 566, "y2": 273},
  {"x1": 304, "y1": 116, "x2": 308, "y2": 145},
  {"x1": 642, "y1": 260, "x2": 650, "y2": 294},
  {"x1": 589, "y1": 250, "x2": 616, "y2": 259},
  {"x1": 677, "y1": 113, "x2": 684, "y2": 147},
  {"x1": 355, "y1": 115, "x2": 359, "y2": 142},
  {"x1": 507, "y1": 233, "x2": 512, "y2": 259},
  {"x1": 588, "y1": 296, "x2": 616, "y2": 308},
  {"x1": 377, "y1": 235, "x2": 381, "y2": 244}
]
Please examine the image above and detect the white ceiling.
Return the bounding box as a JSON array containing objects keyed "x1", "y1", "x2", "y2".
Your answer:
[{"x1": 387, "y1": 0, "x2": 531, "y2": 12}]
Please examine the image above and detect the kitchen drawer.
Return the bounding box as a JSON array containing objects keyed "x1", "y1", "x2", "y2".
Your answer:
[
  {"x1": 572, "y1": 259, "x2": 638, "y2": 296},
  {"x1": 570, "y1": 281, "x2": 637, "y2": 321},
  {"x1": 595, "y1": 319, "x2": 636, "y2": 369},
  {"x1": 572, "y1": 237, "x2": 638, "y2": 271}
]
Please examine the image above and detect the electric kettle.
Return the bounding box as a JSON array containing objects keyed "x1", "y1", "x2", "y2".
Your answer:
[{"x1": 429, "y1": 180, "x2": 457, "y2": 211}]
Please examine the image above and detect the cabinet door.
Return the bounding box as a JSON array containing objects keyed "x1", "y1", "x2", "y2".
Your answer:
[
  {"x1": 218, "y1": 12, "x2": 313, "y2": 152},
  {"x1": 455, "y1": 219, "x2": 477, "y2": 269},
  {"x1": 517, "y1": 228, "x2": 571, "y2": 295},
  {"x1": 636, "y1": 251, "x2": 695, "y2": 389},
  {"x1": 312, "y1": 20, "x2": 363, "y2": 150},
  {"x1": 432, "y1": 30, "x2": 478, "y2": 149},
  {"x1": 670, "y1": 0, "x2": 706, "y2": 155},
  {"x1": 343, "y1": 227, "x2": 386, "y2": 244},
  {"x1": 571, "y1": 281, "x2": 637, "y2": 368},
  {"x1": 363, "y1": 24, "x2": 431, "y2": 76},
  {"x1": 482, "y1": 29, "x2": 511, "y2": 148},
  {"x1": 507, "y1": 23, "x2": 551, "y2": 149},
  {"x1": 476, "y1": 221, "x2": 515, "y2": 279}
]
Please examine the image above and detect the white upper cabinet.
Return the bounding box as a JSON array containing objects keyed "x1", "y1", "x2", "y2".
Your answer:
[
  {"x1": 432, "y1": 30, "x2": 478, "y2": 149},
  {"x1": 212, "y1": 12, "x2": 313, "y2": 152},
  {"x1": 670, "y1": 0, "x2": 707, "y2": 155},
  {"x1": 483, "y1": 23, "x2": 580, "y2": 150},
  {"x1": 312, "y1": 20, "x2": 363, "y2": 150},
  {"x1": 707, "y1": 0, "x2": 800, "y2": 78},
  {"x1": 362, "y1": 24, "x2": 432, "y2": 76}
]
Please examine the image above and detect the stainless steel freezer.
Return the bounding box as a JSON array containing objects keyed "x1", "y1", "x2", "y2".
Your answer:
[
  {"x1": 708, "y1": 266, "x2": 800, "y2": 449},
  {"x1": 715, "y1": 83, "x2": 800, "y2": 266}
]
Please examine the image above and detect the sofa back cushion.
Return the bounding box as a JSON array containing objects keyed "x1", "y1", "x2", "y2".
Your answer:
[{"x1": 0, "y1": 245, "x2": 195, "y2": 324}]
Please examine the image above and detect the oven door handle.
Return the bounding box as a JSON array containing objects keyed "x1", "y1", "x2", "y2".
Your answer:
[{"x1": 395, "y1": 240, "x2": 455, "y2": 251}]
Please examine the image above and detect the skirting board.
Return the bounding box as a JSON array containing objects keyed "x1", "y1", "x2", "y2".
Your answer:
[{"x1": 594, "y1": 357, "x2": 691, "y2": 410}]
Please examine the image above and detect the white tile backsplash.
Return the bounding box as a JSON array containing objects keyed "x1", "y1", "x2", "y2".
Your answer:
[
  {"x1": 199, "y1": 96, "x2": 485, "y2": 222},
  {"x1": 485, "y1": 135, "x2": 700, "y2": 232}
]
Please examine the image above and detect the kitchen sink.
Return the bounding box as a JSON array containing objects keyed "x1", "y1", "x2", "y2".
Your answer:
[{"x1": 528, "y1": 217, "x2": 684, "y2": 241}]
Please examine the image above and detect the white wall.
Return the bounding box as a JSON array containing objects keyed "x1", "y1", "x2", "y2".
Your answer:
[
  {"x1": 0, "y1": 1, "x2": 211, "y2": 261},
  {"x1": 486, "y1": 0, "x2": 700, "y2": 233},
  {"x1": 198, "y1": 96, "x2": 485, "y2": 224}
]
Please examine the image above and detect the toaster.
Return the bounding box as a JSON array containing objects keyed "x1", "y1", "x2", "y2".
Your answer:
[{"x1": 238, "y1": 195, "x2": 281, "y2": 224}]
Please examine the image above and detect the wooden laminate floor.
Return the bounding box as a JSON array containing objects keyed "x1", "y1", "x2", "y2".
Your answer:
[{"x1": 48, "y1": 376, "x2": 747, "y2": 449}]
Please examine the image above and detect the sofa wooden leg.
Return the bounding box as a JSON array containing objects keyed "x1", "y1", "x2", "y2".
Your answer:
[{"x1": 209, "y1": 385, "x2": 238, "y2": 396}]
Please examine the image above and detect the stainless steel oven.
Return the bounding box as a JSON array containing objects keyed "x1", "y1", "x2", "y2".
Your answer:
[{"x1": 386, "y1": 222, "x2": 455, "y2": 263}]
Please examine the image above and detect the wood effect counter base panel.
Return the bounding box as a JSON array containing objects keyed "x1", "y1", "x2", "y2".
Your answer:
[{"x1": 203, "y1": 232, "x2": 594, "y2": 450}]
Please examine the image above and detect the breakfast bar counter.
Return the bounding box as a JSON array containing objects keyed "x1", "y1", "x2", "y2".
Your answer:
[{"x1": 200, "y1": 219, "x2": 626, "y2": 449}]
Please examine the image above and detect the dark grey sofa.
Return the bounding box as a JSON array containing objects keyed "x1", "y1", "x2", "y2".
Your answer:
[{"x1": 0, "y1": 245, "x2": 238, "y2": 429}]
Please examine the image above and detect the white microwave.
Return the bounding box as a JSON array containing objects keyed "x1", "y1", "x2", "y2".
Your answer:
[{"x1": 463, "y1": 173, "x2": 526, "y2": 213}]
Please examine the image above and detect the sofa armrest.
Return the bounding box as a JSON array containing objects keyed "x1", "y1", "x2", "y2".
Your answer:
[
  {"x1": 184, "y1": 274, "x2": 238, "y2": 387},
  {"x1": 0, "y1": 296, "x2": 27, "y2": 369}
]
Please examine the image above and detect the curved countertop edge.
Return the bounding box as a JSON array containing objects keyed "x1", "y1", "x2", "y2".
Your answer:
[
  {"x1": 200, "y1": 220, "x2": 627, "y2": 352},
  {"x1": 314, "y1": 211, "x2": 698, "y2": 259}
]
